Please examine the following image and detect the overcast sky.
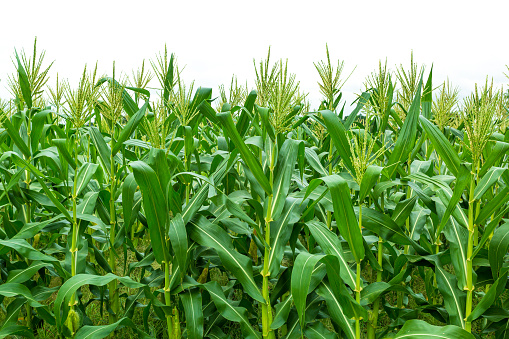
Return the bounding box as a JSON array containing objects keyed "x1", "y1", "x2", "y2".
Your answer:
[{"x1": 1, "y1": 0, "x2": 508, "y2": 111}]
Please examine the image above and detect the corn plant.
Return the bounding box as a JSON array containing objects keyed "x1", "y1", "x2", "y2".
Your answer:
[{"x1": 1, "y1": 40, "x2": 509, "y2": 339}]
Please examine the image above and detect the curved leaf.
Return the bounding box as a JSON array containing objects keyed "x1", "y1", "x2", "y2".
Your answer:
[
  {"x1": 202, "y1": 281, "x2": 261, "y2": 339},
  {"x1": 321, "y1": 175, "x2": 364, "y2": 263},
  {"x1": 393, "y1": 319, "x2": 474, "y2": 338},
  {"x1": 131, "y1": 160, "x2": 169, "y2": 265},
  {"x1": 74, "y1": 317, "x2": 153, "y2": 339},
  {"x1": 489, "y1": 223, "x2": 509, "y2": 280},
  {"x1": 189, "y1": 216, "x2": 264, "y2": 303},
  {"x1": 419, "y1": 116, "x2": 461, "y2": 177}
]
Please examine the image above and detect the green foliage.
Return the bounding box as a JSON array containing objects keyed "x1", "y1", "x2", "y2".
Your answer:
[{"x1": 1, "y1": 41, "x2": 509, "y2": 339}]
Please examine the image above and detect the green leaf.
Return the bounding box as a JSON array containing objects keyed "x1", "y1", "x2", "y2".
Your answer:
[
  {"x1": 0, "y1": 239, "x2": 57, "y2": 262},
  {"x1": 316, "y1": 282, "x2": 355, "y2": 339},
  {"x1": 419, "y1": 116, "x2": 461, "y2": 177},
  {"x1": 169, "y1": 214, "x2": 187, "y2": 281},
  {"x1": 392, "y1": 196, "x2": 417, "y2": 227},
  {"x1": 321, "y1": 110, "x2": 354, "y2": 174},
  {"x1": 291, "y1": 252, "x2": 325, "y2": 329},
  {"x1": 122, "y1": 173, "x2": 138, "y2": 232},
  {"x1": 386, "y1": 77, "x2": 422, "y2": 177},
  {"x1": 236, "y1": 90, "x2": 257, "y2": 137},
  {"x1": 182, "y1": 153, "x2": 236, "y2": 224},
  {"x1": 436, "y1": 164, "x2": 470, "y2": 236},
  {"x1": 53, "y1": 273, "x2": 144, "y2": 331},
  {"x1": 443, "y1": 213, "x2": 469, "y2": 291},
  {"x1": 74, "y1": 317, "x2": 153, "y2": 339},
  {"x1": 0, "y1": 283, "x2": 44, "y2": 307},
  {"x1": 474, "y1": 167, "x2": 506, "y2": 201},
  {"x1": 321, "y1": 175, "x2": 364, "y2": 263},
  {"x1": 53, "y1": 138, "x2": 76, "y2": 169},
  {"x1": 0, "y1": 298, "x2": 25, "y2": 330},
  {"x1": 271, "y1": 296, "x2": 293, "y2": 330},
  {"x1": 88, "y1": 127, "x2": 111, "y2": 176},
  {"x1": 75, "y1": 162, "x2": 98, "y2": 196},
  {"x1": 479, "y1": 141, "x2": 509, "y2": 177},
  {"x1": 0, "y1": 117, "x2": 30, "y2": 158},
  {"x1": 421, "y1": 66, "x2": 433, "y2": 119},
  {"x1": 0, "y1": 151, "x2": 72, "y2": 221},
  {"x1": 270, "y1": 139, "x2": 300, "y2": 221},
  {"x1": 360, "y1": 282, "x2": 412, "y2": 305},
  {"x1": 306, "y1": 220, "x2": 356, "y2": 289},
  {"x1": 345, "y1": 92, "x2": 370, "y2": 129},
  {"x1": 359, "y1": 165, "x2": 383, "y2": 202},
  {"x1": 393, "y1": 319, "x2": 474, "y2": 338},
  {"x1": 475, "y1": 187, "x2": 509, "y2": 226},
  {"x1": 435, "y1": 265, "x2": 466, "y2": 328},
  {"x1": 0, "y1": 325, "x2": 34, "y2": 339},
  {"x1": 12, "y1": 215, "x2": 64, "y2": 240},
  {"x1": 131, "y1": 161, "x2": 169, "y2": 265},
  {"x1": 6, "y1": 261, "x2": 50, "y2": 283},
  {"x1": 304, "y1": 147, "x2": 327, "y2": 176},
  {"x1": 202, "y1": 281, "x2": 261, "y2": 339},
  {"x1": 14, "y1": 49, "x2": 32, "y2": 109},
  {"x1": 217, "y1": 111, "x2": 271, "y2": 195},
  {"x1": 304, "y1": 321, "x2": 337, "y2": 339},
  {"x1": 189, "y1": 216, "x2": 264, "y2": 303},
  {"x1": 489, "y1": 223, "x2": 509, "y2": 280},
  {"x1": 361, "y1": 208, "x2": 412, "y2": 246},
  {"x1": 198, "y1": 100, "x2": 219, "y2": 126},
  {"x1": 30, "y1": 109, "x2": 52, "y2": 152},
  {"x1": 474, "y1": 208, "x2": 509, "y2": 258},
  {"x1": 181, "y1": 289, "x2": 203, "y2": 339},
  {"x1": 112, "y1": 101, "x2": 148, "y2": 156},
  {"x1": 467, "y1": 269, "x2": 508, "y2": 322},
  {"x1": 268, "y1": 198, "x2": 303, "y2": 276}
]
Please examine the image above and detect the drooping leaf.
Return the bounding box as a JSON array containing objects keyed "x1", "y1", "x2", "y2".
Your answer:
[
  {"x1": 202, "y1": 281, "x2": 261, "y2": 339},
  {"x1": 419, "y1": 116, "x2": 461, "y2": 177},
  {"x1": 393, "y1": 319, "x2": 474, "y2": 338},
  {"x1": 489, "y1": 223, "x2": 509, "y2": 280},
  {"x1": 189, "y1": 216, "x2": 264, "y2": 303},
  {"x1": 131, "y1": 161, "x2": 169, "y2": 265},
  {"x1": 321, "y1": 175, "x2": 364, "y2": 263}
]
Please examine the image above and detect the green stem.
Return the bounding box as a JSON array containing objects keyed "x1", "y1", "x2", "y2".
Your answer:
[
  {"x1": 108, "y1": 130, "x2": 119, "y2": 323},
  {"x1": 25, "y1": 111, "x2": 33, "y2": 331},
  {"x1": 70, "y1": 133, "x2": 79, "y2": 309},
  {"x1": 355, "y1": 205, "x2": 363, "y2": 339},
  {"x1": 165, "y1": 261, "x2": 174, "y2": 339},
  {"x1": 368, "y1": 193, "x2": 384, "y2": 339},
  {"x1": 262, "y1": 142, "x2": 276, "y2": 339},
  {"x1": 432, "y1": 243, "x2": 440, "y2": 304},
  {"x1": 465, "y1": 163, "x2": 477, "y2": 333},
  {"x1": 327, "y1": 140, "x2": 333, "y2": 229}
]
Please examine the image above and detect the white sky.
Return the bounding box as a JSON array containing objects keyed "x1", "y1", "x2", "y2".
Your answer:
[{"x1": 1, "y1": 0, "x2": 508, "y2": 112}]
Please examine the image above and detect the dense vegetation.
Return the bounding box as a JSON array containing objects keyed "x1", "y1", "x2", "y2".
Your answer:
[{"x1": 0, "y1": 40, "x2": 509, "y2": 339}]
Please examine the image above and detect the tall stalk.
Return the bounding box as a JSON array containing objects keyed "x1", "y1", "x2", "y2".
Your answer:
[
  {"x1": 108, "y1": 128, "x2": 119, "y2": 323},
  {"x1": 25, "y1": 110, "x2": 33, "y2": 331},
  {"x1": 261, "y1": 140, "x2": 276, "y2": 339},
  {"x1": 355, "y1": 204, "x2": 363, "y2": 339},
  {"x1": 70, "y1": 132, "x2": 80, "y2": 306},
  {"x1": 164, "y1": 261, "x2": 175, "y2": 339},
  {"x1": 465, "y1": 160, "x2": 477, "y2": 333},
  {"x1": 368, "y1": 194, "x2": 384, "y2": 338},
  {"x1": 327, "y1": 140, "x2": 333, "y2": 229}
]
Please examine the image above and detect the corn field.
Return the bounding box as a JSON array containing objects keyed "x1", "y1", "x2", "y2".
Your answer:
[{"x1": 1, "y1": 40, "x2": 509, "y2": 339}]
